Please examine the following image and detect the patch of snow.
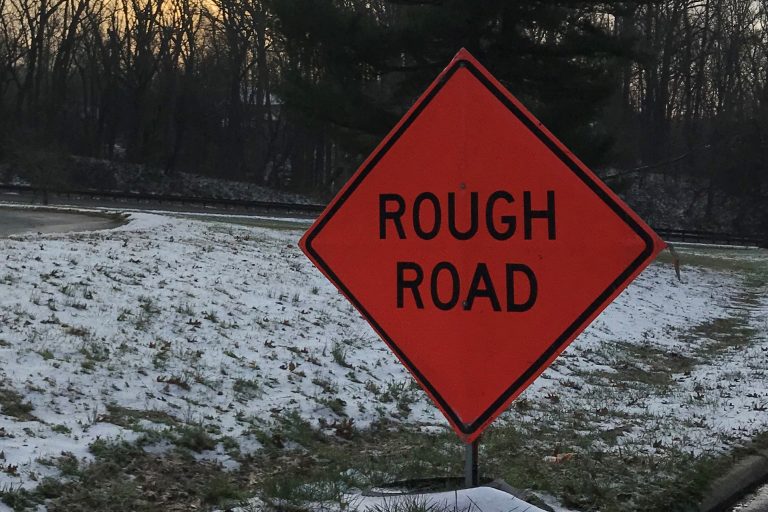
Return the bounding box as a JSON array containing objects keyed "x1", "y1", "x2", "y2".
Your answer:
[
  {"x1": 350, "y1": 487, "x2": 547, "y2": 512},
  {"x1": 0, "y1": 210, "x2": 765, "y2": 504},
  {"x1": 224, "y1": 487, "x2": 547, "y2": 512}
]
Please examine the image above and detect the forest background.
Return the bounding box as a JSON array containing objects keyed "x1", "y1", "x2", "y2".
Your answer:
[{"x1": 0, "y1": 0, "x2": 766, "y2": 235}]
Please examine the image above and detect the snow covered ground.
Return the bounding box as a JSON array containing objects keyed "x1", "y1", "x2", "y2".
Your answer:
[
  {"x1": 0, "y1": 210, "x2": 766, "y2": 507},
  {"x1": 228, "y1": 486, "x2": 551, "y2": 512}
]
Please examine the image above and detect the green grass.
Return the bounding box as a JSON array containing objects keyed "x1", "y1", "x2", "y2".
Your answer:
[
  {"x1": 576, "y1": 340, "x2": 698, "y2": 391},
  {"x1": 51, "y1": 424, "x2": 71, "y2": 434},
  {"x1": 0, "y1": 433, "x2": 253, "y2": 510},
  {"x1": 0, "y1": 412, "x2": 749, "y2": 512},
  {"x1": 331, "y1": 341, "x2": 352, "y2": 368},
  {"x1": 36, "y1": 349, "x2": 55, "y2": 360},
  {"x1": 173, "y1": 426, "x2": 217, "y2": 452},
  {"x1": 1, "y1": 245, "x2": 765, "y2": 511},
  {"x1": 482, "y1": 420, "x2": 731, "y2": 511},
  {"x1": 233, "y1": 378, "x2": 263, "y2": 399},
  {"x1": 100, "y1": 404, "x2": 178, "y2": 430},
  {"x1": 0, "y1": 385, "x2": 35, "y2": 421},
  {"x1": 364, "y1": 497, "x2": 474, "y2": 512},
  {"x1": 688, "y1": 315, "x2": 758, "y2": 357},
  {"x1": 657, "y1": 246, "x2": 765, "y2": 273}
]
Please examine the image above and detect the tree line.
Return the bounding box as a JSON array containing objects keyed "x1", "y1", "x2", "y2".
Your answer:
[{"x1": 0, "y1": 0, "x2": 765, "y2": 227}]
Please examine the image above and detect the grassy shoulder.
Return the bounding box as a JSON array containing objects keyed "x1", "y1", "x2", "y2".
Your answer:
[
  {"x1": 1, "y1": 413, "x2": 758, "y2": 512},
  {"x1": 0, "y1": 417, "x2": 459, "y2": 512},
  {"x1": 1, "y1": 245, "x2": 765, "y2": 512}
]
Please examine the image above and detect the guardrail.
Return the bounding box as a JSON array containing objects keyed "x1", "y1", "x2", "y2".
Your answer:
[
  {"x1": 0, "y1": 183, "x2": 326, "y2": 214},
  {"x1": 654, "y1": 228, "x2": 767, "y2": 248},
  {"x1": 1, "y1": 183, "x2": 765, "y2": 248}
]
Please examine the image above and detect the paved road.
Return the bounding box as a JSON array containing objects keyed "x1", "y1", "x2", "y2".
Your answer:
[
  {"x1": 0, "y1": 207, "x2": 122, "y2": 237},
  {"x1": 732, "y1": 483, "x2": 768, "y2": 511}
]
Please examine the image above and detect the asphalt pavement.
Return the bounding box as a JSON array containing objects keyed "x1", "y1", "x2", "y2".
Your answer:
[{"x1": 0, "y1": 207, "x2": 122, "y2": 237}]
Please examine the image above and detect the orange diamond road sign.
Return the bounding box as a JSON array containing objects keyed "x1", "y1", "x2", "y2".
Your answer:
[{"x1": 299, "y1": 49, "x2": 666, "y2": 443}]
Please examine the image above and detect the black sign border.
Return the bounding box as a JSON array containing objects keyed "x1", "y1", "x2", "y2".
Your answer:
[{"x1": 304, "y1": 58, "x2": 655, "y2": 435}]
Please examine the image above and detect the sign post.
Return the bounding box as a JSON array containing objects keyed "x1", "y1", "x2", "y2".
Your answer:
[
  {"x1": 464, "y1": 439, "x2": 479, "y2": 487},
  {"x1": 299, "y1": 48, "x2": 665, "y2": 480}
]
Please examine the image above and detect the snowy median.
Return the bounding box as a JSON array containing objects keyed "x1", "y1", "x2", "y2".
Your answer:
[{"x1": 0, "y1": 212, "x2": 766, "y2": 510}]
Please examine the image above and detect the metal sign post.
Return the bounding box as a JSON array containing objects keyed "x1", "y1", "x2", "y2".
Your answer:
[{"x1": 464, "y1": 439, "x2": 479, "y2": 487}]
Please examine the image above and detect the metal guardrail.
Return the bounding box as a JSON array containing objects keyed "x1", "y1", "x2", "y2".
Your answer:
[
  {"x1": 0, "y1": 183, "x2": 326, "y2": 214},
  {"x1": 0, "y1": 184, "x2": 32, "y2": 193},
  {"x1": 654, "y1": 228, "x2": 767, "y2": 248},
  {"x1": 1, "y1": 183, "x2": 766, "y2": 247}
]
